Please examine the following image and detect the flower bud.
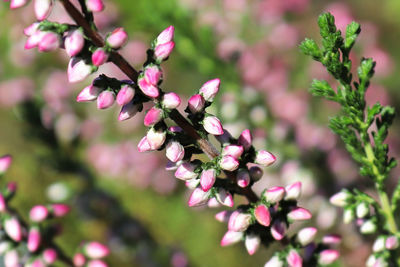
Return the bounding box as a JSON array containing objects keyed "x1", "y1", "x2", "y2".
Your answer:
[
  {"x1": 4, "y1": 217, "x2": 22, "y2": 242},
  {"x1": 106, "y1": 28, "x2": 128, "y2": 49},
  {"x1": 77, "y1": 85, "x2": 102, "y2": 102},
  {"x1": 215, "y1": 210, "x2": 232, "y2": 223},
  {"x1": 356, "y1": 202, "x2": 369, "y2": 218},
  {"x1": 219, "y1": 155, "x2": 239, "y2": 171},
  {"x1": 0, "y1": 155, "x2": 12, "y2": 174},
  {"x1": 25, "y1": 30, "x2": 46, "y2": 49},
  {"x1": 207, "y1": 197, "x2": 221, "y2": 208},
  {"x1": 297, "y1": 227, "x2": 317, "y2": 246},
  {"x1": 264, "y1": 186, "x2": 285, "y2": 203},
  {"x1": 222, "y1": 145, "x2": 244, "y2": 159},
  {"x1": 0, "y1": 194, "x2": 6, "y2": 212},
  {"x1": 254, "y1": 204, "x2": 271, "y2": 227},
  {"x1": 144, "y1": 107, "x2": 163, "y2": 126},
  {"x1": 138, "y1": 78, "x2": 159, "y2": 98},
  {"x1": 30, "y1": 205, "x2": 49, "y2": 222},
  {"x1": 51, "y1": 204, "x2": 70, "y2": 217},
  {"x1": 286, "y1": 250, "x2": 302, "y2": 267},
  {"x1": 88, "y1": 260, "x2": 108, "y2": 267},
  {"x1": 156, "y1": 25, "x2": 174, "y2": 46},
  {"x1": 329, "y1": 191, "x2": 350, "y2": 207},
  {"x1": 68, "y1": 58, "x2": 93, "y2": 83},
  {"x1": 38, "y1": 32, "x2": 60, "y2": 52},
  {"x1": 343, "y1": 208, "x2": 355, "y2": 224},
  {"x1": 265, "y1": 256, "x2": 284, "y2": 267},
  {"x1": 73, "y1": 253, "x2": 86, "y2": 267},
  {"x1": 162, "y1": 92, "x2": 181, "y2": 109},
  {"x1": 24, "y1": 23, "x2": 40, "y2": 37},
  {"x1": 285, "y1": 182, "x2": 302, "y2": 201},
  {"x1": 10, "y1": 0, "x2": 28, "y2": 9},
  {"x1": 238, "y1": 129, "x2": 252, "y2": 151},
  {"x1": 245, "y1": 234, "x2": 260, "y2": 255},
  {"x1": 188, "y1": 94, "x2": 205, "y2": 113},
  {"x1": 215, "y1": 188, "x2": 234, "y2": 207},
  {"x1": 318, "y1": 250, "x2": 339, "y2": 265},
  {"x1": 200, "y1": 169, "x2": 216, "y2": 192},
  {"x1": 322, "y1": 234, "x2": 341, "y2": 245},
  {"x1": 220, "y1": 230, "x2": 243, "y2": 247},
  {"x1": 236, "y1": 169, "x2": 250, "y2": 188},
  {"x1": 27, "y1": 227, "x2": 41, "y2": 252},
  {"x1": 270, "y1": 220, "x2": 286, "y2": 241},
  {"x1": 97, "y1": 91, "x2": 115, "y2": 109},
  {"x1": 84, "y1": 242, "x2": 110, "y2": 259},
  {"x1": 4, "y1": 250, "x2": 19, "y2": 267},
  {"x1": 144, "y1": 65, "x2": 162, "y2": 86},
  {"x1": 86, "y1": 0, "x2": 104, "y2": 12},
  {"x1": 175, "y1": 162, "x2": 198, "y2": 181},
  {"x1": 203, "y1": 116, "x2": 223, "y2": 135},
  {"x1": 386, "y1": 236, "x2": 398, "y2": 250},
  {"x1": 146, "y1": 128, "x2": 166, "y2": 150},
  {"x1": 360, "y1": 219, "x2": 377, "y2": 234},
  {"x1": 137, "y1": 136, "x2": 152, "y2": 152},
  {"x1": 118, "y1": 102, "x2": 141, "y2": 121},
  {"x1": 92, "y1": 48, "x2": 109, "y2": 66},
  {"x1": 249, "y1": 166, "x2": 263, "y2": 181},
  {"x1": 0, "y1": 241, "x2": 13, "y2": 255},
  {"x1": 287, "y1": 207, "x2": 312, "y2": 221},
  {"x1": 255, "y1": 150, "x2": 276, "y2": 166},
  {"x1": 116, "y1": 85, "x2": 135, "y2": 106},
  {"x1": 166, "y1": 141, "x2": 185, "y2": 163},
  {"x1": 43, "y1": 248, "x2": 57, "y2": 264},
  {"x1": 185, "y1": 178, "x2": 200, "y2": 189},
  {"x1": 228, "y1": 211, "x2": 252, "y2": 232},
  {"x1": 188, "y1": 188, "x2": 210, "y2": 207},
  {"x1": 199, "y1": 78, "x2": 220, "y2": 102},
  {"x1": 373, "y1": 236, "x2": 385, "y2": 252},
  {"x1": 65, "y1": 29, "x2": 85, "y2": 57},
  {"x1": 154, "y1": 41, "x2": 175, "y2": 62},
  {"x1": 34, "y1": 0, "x2": 53, "y2": 21}
]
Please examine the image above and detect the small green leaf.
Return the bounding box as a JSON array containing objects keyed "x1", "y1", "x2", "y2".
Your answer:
[
  {"x1": 345, "y1": 22, "x2": 361, "y2": 51},
  {"x1": 299, "y1": 38, "x2": 322, "y2": 60}
]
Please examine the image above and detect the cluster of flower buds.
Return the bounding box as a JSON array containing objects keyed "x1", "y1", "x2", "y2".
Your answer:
[
  {"x1": 0, "y1": 155, "x2": 109, "y2": 267},
  {"x1": 367, "y1": 235, "x2": 399, "y2": 266}
]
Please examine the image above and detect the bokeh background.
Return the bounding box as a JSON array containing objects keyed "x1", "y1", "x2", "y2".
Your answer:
[{"x1": 1, "y1": 0, "x2": 400, "y2": 266}]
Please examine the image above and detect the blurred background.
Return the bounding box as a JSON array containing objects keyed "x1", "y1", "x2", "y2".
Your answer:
[{"x1": 1, "y1": 0, "x2": 400, "y2": 266}]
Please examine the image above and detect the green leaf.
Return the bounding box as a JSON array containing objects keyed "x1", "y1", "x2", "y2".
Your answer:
[
  {"x1": 309, "y1": 79, "x2": 337, "y2": 101},
  {"x1": 299, "y1": 38, "x2": 322, "y2": 60},
  {"x1": 344, "y1": 22, "x2": 361, "y2": 51},
  {"x1": 318, "y1": 13, "x2": 337, "y2": 38}
]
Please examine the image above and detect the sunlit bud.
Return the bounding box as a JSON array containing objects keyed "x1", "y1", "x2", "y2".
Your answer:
[
  {"x1": 207, "y1": 197, "x2": 221, "y2": 208},
  {"x1": 236, "y1": 169, "x2": 250, "y2": 188},
  {"x1": 203, "y1": 116, "x2": 223, "y2": 135},
  {"x1": 38, "y1": 32, "x2": 60, "y2": 52},
  {"x1": 24, "y1": 23, "x2": 40, "y2": 36},
  {"x1": 106, "y1": 28, "x2": 128, "y2": 49},
  {"x1": 0, "y1": 194, "x2": 6, "y2": 212},
  {"x1": 144, "y1": 65, "x2": 162, "y2": 86},
  {"x1": 65, "y1": 29, "x2": 85, "y2": 57},
  {"x1": 73, "y1": 253, "x2": 86, "y2": 267},
  {"x1": 329, "y1": 191, "x2": 350, "y2": 207},
  {"x1": 137, "y1": 136, "x2": 152, "y2": 152},
  {"x1": 175, "y1": 162, "x2": 198, "y2": 181},
  {"x1": 27, "y1": 227, "x2": 41, "y2": 252},
  {"x1": 188, "y1": 94, "x2": 205, "y2": 113},
  {"x1": 156, "y1": 25, "x2": 174, "y2": 46},
  {"x1": 84, "y1": 242, "x2": 110, "y2": 259},
  {"x1": 264, "y1": 186, "x2": 285, "y2": 203},
  {"x1": 25, "y1": 30, "x2": 46, "y2": 49},
  {"x1": 271, "y1": 220, "x2": 286, "y2": 241},
  {"x1": 30, "y1": 205, "x2": 48, "y2": 222},
  {"x1": 216, "y1": 188, "x2": 234, "y2": 207},
  {"x1": 97, "y1": 91, "x2": 115, "y2": 109},
  {"x1": 154, "y1": 41, "x2": 175, "y2": 62},
  {"x1": 373, "y1": 236, "x2": 385, "y2": 252},
  {"x1": 166, "y1": 141, "x2": 185, "y2": 163},
  {"x1": 220, "y1": 230, "x2": 243, "y2": 247},
  {"x1": 51, "y1": 204, "x2": 70, "y2": 217},
  {"x1": 92, "y1": 48, "x2": 108, "y2": 66},
  {"x1": 285, "y1": 182, "x2": 302, "y2": 201},
  {"x1": 318, "y1": 250, "x2": 339, "y2": 265},
  {"x1": 4, "y1": 250, "x2": 19, "y2": 267},
  {"x1": 185, "y1": 178, "x2": 200, "y2": 189},
  {"x1": 146, "y1": 128, "x2": 166, "y2": 150},
  {"x1": 286, "y1": 250, "x2": 302, "y2": 267},
  {"x1": 297, "y1": 227, "x2": 317, "y2": 246},
  {"x1": 68, "y1": 58, "x2": 93, "y2": 83},
  {"x1": 77, "y1": 85, "x2": 101, "y2": 102},
  {"x1": 215, "y1": 210, "x2": 233, "y2": 223},
  {"x1": 34, "y1": 0, "x2": 53, "y2": 21},
  {"x1": 200, "y1": 169, "x2": 216, "y2": 192},
  {"x1": 228, "y1": 211, "x2": 251, "y2": 232},
  {"x1": 360, "y1": 219, "x2": 377, "y2": 234},
  {"x1": 238, "y1": 129, "x2": 252, "y2": 151},
  {"x1": 249, "y1": 166, "x2": 263, "y2": 181},
  {"x1": 188, "y1": 188, "x2": 210, "y2": 207},
  {"x1": 222, "y1": 145, "x2": 244, "y2": 159},
  {"x1": 199, "y1": 78, "x2": 220, "y2": 102},
  {"x1": 219, "y1": 155, "x2": 239, "y2": 171},
  {"x1": 287, "y1": 207, "x2": 312, "y2": 221},
  {"x1": 4, "y1": 217, "x2": 22, "y2": 242},
  {"x1": 88, "y1": 260, "x2": 108, "y2": 267},
  {"x1": 0, "y1": 155, "x2": 12, "y2": 174},
  {"x1": 118, "y1": 102, "x2": 141, "y2": 121},
  {"x1": 162, "y1": 92, "x2": 181, "y2": 109},
  {"x1": 265, "y1": 256, "x2": 284, "y2": 267},
  {"x1": 138, "y1": 78, "x2": 159, "y2": 98},
  {"x1": 86, "y1": 0, "x2": 104, "y2": 12},
  {"x1": 116, "y1": 85, "x2": 135, "y2": 106},
  {"x1": 10, "y1": 0, "x2": 28, "y2": 9},
  {"x1": 43, "y1": 248, "x2": 57, "y2": 264},
  {"x1": 245, "y1": 234, "x2": 260, "y2": 255},
  {"x1": 144, "y1": 107, "x2": 163, "y2": 126},
  {"x1": 356, "y1": 202, "x2": 369, "y2": 218},
  {"x1": 255, "y1": 150, "x2": 276, "y2": 166},
  {"x1": 322, "y1": 234, "x2": 341, "y2": 245},
  {"x1": 386, "y1": 236, "x2": 398, "y2": 250},
  {"x1": 343, "y1": 208, "x2": 355, "y2": 224},
  {"x1": 254, "y1": 204, "x2": 271, "y2": 227}
]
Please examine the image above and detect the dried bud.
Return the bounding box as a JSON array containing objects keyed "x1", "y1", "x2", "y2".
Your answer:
[
  {"x1": 106, "y1": 28, "x2": 128, "y2": 49},
  {"x1": 249, "y1": 166, "x2": 263, "y2": 181},
  {"x1": 97, "y1": 91, "x2": 115, "y2": 109},
  {"x1": 200, "y1": 169, "x2": 216, "y2": 192},
  {"x1": 199, "y1": 78, "x2": 220, "y2": 102}
]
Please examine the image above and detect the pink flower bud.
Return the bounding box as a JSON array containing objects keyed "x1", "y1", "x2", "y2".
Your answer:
[
  {"x1": 38, "y1": 32, "x2": 60, "y2": 52},
  {"x1": 203, "y1": 116, "x2": 223, "y2": 135},
  {"x1": 77, "y1": 85, "x2": 102, "y2": 102},
  {"x1": 43, "y1": 248, "x2": 57, "y2": 264},
  {"x1": 166, "y1": 141, "x2": 185, "y2": 163},
  {"x1": 175, "y1": 162, "x2": 198, "y2": 180},
  {"x1": 144, "y1": 65, "x2": 162, "y2": 86},
  {"x1": 287, "y1": 207, "x2": 312, "y2": 221},
  {"x1": 322, "y1": 234, "x2": 341, "y2": 245},
  {"x1": 116, "y1": 85, "x2": 135, "y2": 106},
  {"x1": 25, "y1": 30, "x2": 46, "y2": 49},
  {"x1": 185, "y1": 178, "x2": 200, "y2": 189},
  {"x1": 146, "y1": 128, "x2": 166, "y2": 150},
  {"x1": 188, "y1": 188, "x2": 210, "y2": 207},
  {"x1": 118, "y1": 102, "x2": 140, "y2": 121},
  {"x1": 236, "y1": 169, "x2": 250, "y2": 188},
  {"x1": 92, "y1": 48, "x2": 109, "y2": 66},
  {"x1": 154, "y1": 41, "x2": 175, "y2": 61},
  {"x1": 10, "y1": 0, "x2": 28, "y2": 9},
  {"x1": 199, "y1": 78, "x2": 220, "y2": 102},
  {"x1": 30, "y1": 205, "x2": 49, "y2": 222},
  {"x1": 254, "y1": 204, "x2": 271, "y2": 227},
  {"x1": 138, "y1": 78, "x2": 159, "y2": 98},
  {"x1": 27, "y1": 227, "x2": 41, "y2": 252},
  {"x1": 220, "y1": 230, "x2": 243, "y2": 247},
  {"x1": 385, "y1": 236, "x2": 398, "y2": 250},
  {"x1": 215, "y1": 210, "x2": 232, "y2": 223},
  {"x1": 228, "y1": 211, "x2": 251, "y2": 232},
  {"x1": 318, "y1": 250, "x2": 339, "y2": 265},
  {"x1": 144, "y1": 107, "x2": 163, "y2": 126},
  {"x1": 238, "y1": 129, "x2": 252, "y2": 151},
  {"x1": 73, "y1": 253, "x2": 86, "y2": 267},
  {"x1": 4, "y1": 250, "x2": 19, "y2": 267},
  {"x1": 200, "y1": 169, "x2": 216, "y2": 192},
  {"x1": 106, "y1": 28, "x2": 128, "y2": 49},
  {"x1": 68, "y1": 58, "x2": 93, "y2": 83},
  {"x1": 84, "y1": 242, "x2": 110, "y2": 259},
  {"x1": 188, "y1": 94, "x2": 205, "y2": 113},
  {"x1": 285, "y1": 182, "x2": 302, "y2": 201},
  {"x1": 0, "y1": 155, "x2": 12, "y2": 174},
  {"x1": 34, "y1": 0, "x2": 53, "y2": 21},
  {"x1": 215, "y1": 188, "x2": 234, "y2": 207},
  {"x1": 329, "y1": 191, "x2": 350, "y2": 207},
  {"x1": 264, "y1": 186, "x2": 285, "y2": 203},
  {"x1": 219, "y1": 155, "x2": 239, "y2": 171},
  {"x1": 265, "y1": 256, "x2": 284, "y2": 267},
  {"x1": 168, "y1": 126, "x2": 182, "y2": 133},
  {"x1": 4, "y1": 217, "x2": 22, "y2": 242},
  {"x1": 97, "y1": 91, "x2": 115, "y2": 109},
  {"x1": 162, "y1": 92, "x2": 181, "y2": 109},
  {"x1": 156, "y1": 25, "x2": 174, "y2": 46},
  {"x1": 249, "y1": 166, "x2": 263, "y2": 181},
  {"x1": 137, "y1": 136, "x2": 152, "y2": 152},
  {"x1": 207, "y1": 197, "x2": 221, "y2": 208},
  {"x1": 255, "y1": 150, "x2": 276, "y2": 166},
  {"x1": 222, "y1": 145, "x2": 243, "y2": 159},
  {"x1": 271, "y1": 220, "x2": 286, "y2": 241},
  {"x1": 88, "y1": 260, "x2": 108, "y2": 267},
  {"x1": 51, "y1": 204, "x2": 70, "y2": 217},
  {"x1": 86, "y1": 0, "x2": 104, "y2": 12},
  {"x1": 297, "y1": 227, "x2": 317, "y2": 246},
  {"x1": 287, "y1": 250, "x2": 303, "y2": 267},
  {"x1": 0, "y1": 194, "x2": 6, "y2": 212},
  {"x1": 65, "y1": 29, "x2": 85, "y2": 57},
  {"x1": 245, "y1": 234, "x2": 260, "y2": 255},
  {"x1": 24, "y1": 23, "x2": 40, "y2": 37}
]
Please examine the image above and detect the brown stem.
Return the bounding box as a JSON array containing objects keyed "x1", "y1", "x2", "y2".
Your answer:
[{"x1": 59, "y1": 0, "x2": 259, "y2": 203}]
